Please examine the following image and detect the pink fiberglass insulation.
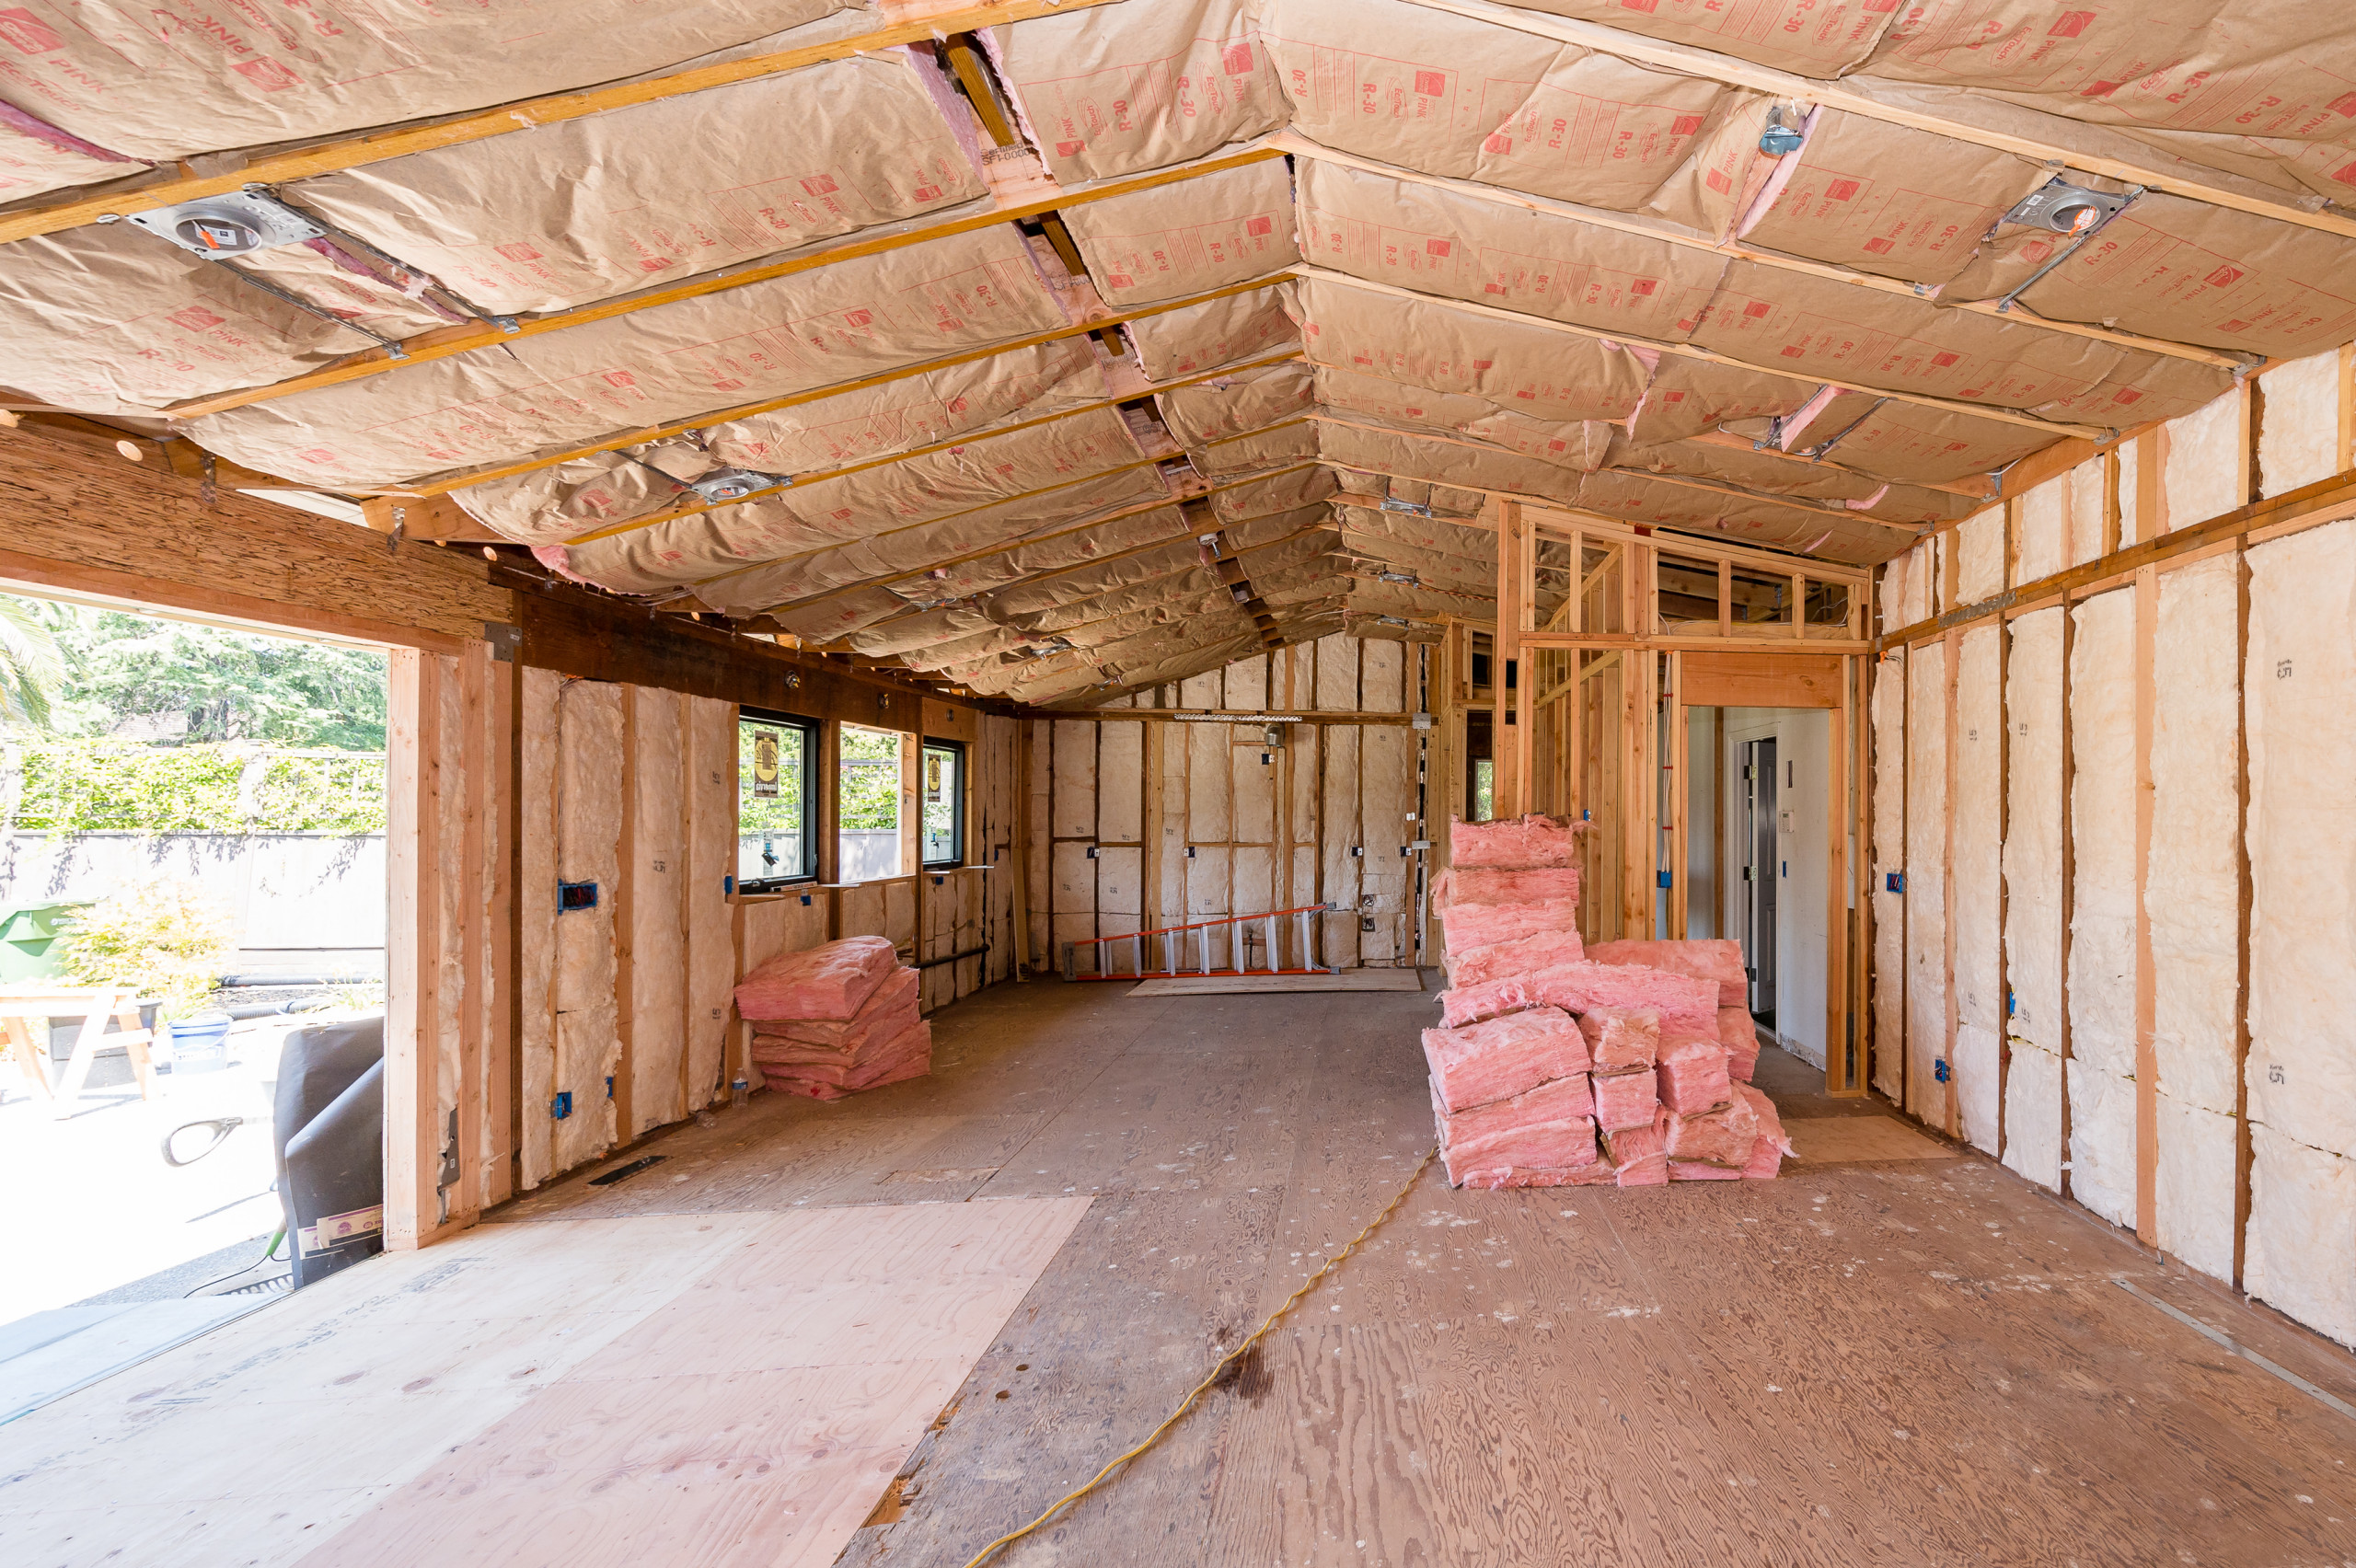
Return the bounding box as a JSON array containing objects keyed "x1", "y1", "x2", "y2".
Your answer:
[
  {"x1": 1602, "y1": 1108, "x2": 1671, "y2": 1187},
  {"x1": 1440, "y1": 962, "x2": 1719, "y2": 1033},
  {"x1": 1657, "y1": 1034, "x2": 1735, "y2": 1116},
  {"x1": 1577, "y1": 1007, "x2": 1660, "y2": 1072},
  {"x1": 764, "y1": 1018, "x2": 932, "y2": 1101},
  {"x1": 1450, "y1": 813, "x2": 1580, "y2": 869},
  {"x1": 1584, "y1": 938, "x2": 1748, "y2": 1006},
  {"x1": 755, "y1": 967, "x2": 918, "y2": 1046},
  {"x1": 1435, "y1": 1075, "x2": 1599, "y2": 1169},
  {"x1": 1591, "y1": 1067, "x2": 1658, "y2": 1133},
  {"x1": 1717, "y1": 1006, "x2": 1761, "y2": 1082},
  {"x1": 1738, "y1": 1086, "x2": 1793, "y2": 1179},
  {"x1": 1438, "y1": 895, "x2": 1582, "y2": 953},
  {"x1": 1433, "y1": 866, "x2": 1582, "y2": 910},
  {"x1": 1422, "y1": 1008, "x2": 1590, "y2": 1113},
  {"x1": 1456, "y1": 1161, "x2": 1621, "y2": 1189},
  {"x1": 1444, "y1": 928, "x2": 1591, "y2": 988},
  {"x1": 734, "y1": 935, "x2": 898, "y2": 1021},
  {"x1": 1664, "y1": 1091, "x2": 1760, "y2": 1170},
  {"x1": 1668, "y1": 1162, "x2": 1745, "y2": 1181}
]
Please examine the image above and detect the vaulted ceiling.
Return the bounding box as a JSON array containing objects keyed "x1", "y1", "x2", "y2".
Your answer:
[{"x1": 0, "y1": 0, "x2": 2348, "y2": 705}]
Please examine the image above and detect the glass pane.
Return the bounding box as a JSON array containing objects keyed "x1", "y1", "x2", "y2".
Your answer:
[
  {"x1": 922, "y1": 742, "x2": 963, "y2": 865},
  {"x1": 1471, "y1": 759, "x2": 1495, "y2": 824},
  {"x1": 737, "y1": 717, "x2": 808, "y2": 886},
  {"x1": 837, "y1": 724, "x2": 902, "y2": 882}
]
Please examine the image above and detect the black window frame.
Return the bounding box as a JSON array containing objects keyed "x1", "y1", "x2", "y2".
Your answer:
[
  {"x1": 736, "y1": 706, "x2": 821, "y2": 892},
  {"x1": 919, "y1": 737, "x2": 967, "y2": 870}
]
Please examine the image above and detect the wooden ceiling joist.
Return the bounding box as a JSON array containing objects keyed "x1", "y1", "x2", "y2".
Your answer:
[
  {"x1": 1271, "y1": 133, "x2": 2247, "y2": 372},
  {"x1": 1399, "y1": 0, "x2": 2356, "y2": 243},
  {"x1": 167, "y1": 145, "x2": 1287, "y2": 421},
  {"x1": 396, "y1": 271, "x2": 1291, "y2": 497},
  {"x1": 0, "y1": 0, "x2": 1126, "y2": 248},
  {"x1": 548, "y1": 349, "x2": 1303, "y2": 548}
]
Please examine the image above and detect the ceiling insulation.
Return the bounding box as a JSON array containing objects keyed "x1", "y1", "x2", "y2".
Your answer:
[{"x1": 3, "y1": 0, "x2": 2351, "y2": 702}]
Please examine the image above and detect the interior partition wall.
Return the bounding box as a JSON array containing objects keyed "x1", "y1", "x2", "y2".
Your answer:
[{"x1": 1494, "y1": 501, "x2": 1872, "y2": 1096}]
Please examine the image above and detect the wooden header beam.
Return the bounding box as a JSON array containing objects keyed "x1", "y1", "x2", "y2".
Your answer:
[{"x1": 0, "y1": 0, "x2": 1124, "y2": 247}]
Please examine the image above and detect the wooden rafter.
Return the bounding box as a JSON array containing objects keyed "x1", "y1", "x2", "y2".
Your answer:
[
  {"x1": 1272, "y1": 133, "x2": 2246, "y2": 371},
  {"x1": 371, "y1": 271, "x2": 1289, "y2": 497},
  {"x1": 552, "y1": 349, "x2": 1304, "y2": 547},
  {"x1": 1400, "y1": 0, "x2": 2356, "y2": 243},
  {"x1": 1292, "y1": 264, "x2": 2113, "y2": 440},
  {"x1": 167, "y1": 145, "x2": 1286, "y2": 420},
  {"x1": 0, "y1": 0, "x2": 1125, "y2": 248}
]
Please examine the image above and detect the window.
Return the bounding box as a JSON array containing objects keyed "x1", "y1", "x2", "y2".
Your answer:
[
  {"x1": 921, "y1": 739, "x2": 965, "y2": 868},
  {"x1": 737, "y1": 709, "x2": 817, "y2": 890},
  {"x1": 837, "y1": 724, "x2": 903, "y2": 882}
]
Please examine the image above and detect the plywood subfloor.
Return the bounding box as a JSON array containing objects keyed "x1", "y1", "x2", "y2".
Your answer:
[
  {"x1": 482, "y1": 981, "x2": 2356, "y2": 1567},
  {"x1": 1126, "y1": 968, "x2": 1425, "y2": 996},
  {"x1": 13, "y1": 980, "x2": 2355, "y2": 1567},
  {"x1": 0, "y1": 1198, "x2": 1087, "y2": 1567}
]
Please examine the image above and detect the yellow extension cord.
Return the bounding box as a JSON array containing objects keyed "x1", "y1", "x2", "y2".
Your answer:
[{"x1": 958, "y1": 1145, "x2": 1440, "y2": 1568}]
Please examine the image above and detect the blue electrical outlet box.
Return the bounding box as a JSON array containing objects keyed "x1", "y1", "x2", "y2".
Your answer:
[
  {"x1": 1934, "y1": 1058, "x2": 1950, "y2": 1083},
  {"x1": 559, "y1": 880, "x2": 598, "y2": 912},
  {"x1": 551, "y1": 1091, "x2": 572, "y2": 1120},
  {"x1": 605, "y1": 1075, "x2": 615, "y2": 1099},
  {"x1": 1657, "y1": 870, "x2": 1672, "y2": 888},
  {"x1": 723, "y1": 874, "x2": 735, "y2": 896},
  {"x1": 1886, "y1": 870, "x2": 1905, "y2": 894}
]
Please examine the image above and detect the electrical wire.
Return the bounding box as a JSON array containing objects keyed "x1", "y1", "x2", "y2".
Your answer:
[{"x1": 956, "y1": 1145, "x2": 1439, "y2": 1568}]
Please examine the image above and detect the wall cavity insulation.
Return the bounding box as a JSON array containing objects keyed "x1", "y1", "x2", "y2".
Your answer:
[{"x1": 10, "y1": 0, "x2": 2356, "y2": 1346}]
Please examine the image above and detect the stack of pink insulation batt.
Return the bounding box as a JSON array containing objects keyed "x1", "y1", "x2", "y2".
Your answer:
[
  {"x1": 733, "y1": 935, "x2": 932, "y2": 1101},
  {"x1": 1423, "y1": 814, "x2": 1793, "y2": 1189}
]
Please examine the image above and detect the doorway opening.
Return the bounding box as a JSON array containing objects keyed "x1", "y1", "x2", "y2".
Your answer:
[{"x1": 1, "y1": 590, "x2": 392, "y2": 1416}]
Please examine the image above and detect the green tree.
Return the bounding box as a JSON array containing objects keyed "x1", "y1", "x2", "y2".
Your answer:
[
  {"x1": 0, "y1": 595, "x2": 63, "y2": 732},
  {"x1": 837, "y1": 725, "x2": 902, "y2": 830},
  {"x1": 19, "y1": 597, "x2": 388, "y2": 749}
]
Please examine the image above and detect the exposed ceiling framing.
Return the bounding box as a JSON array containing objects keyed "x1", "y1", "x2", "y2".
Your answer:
[{"x1": 1, "y1": 0, "x2": 2349, "y2": 707}]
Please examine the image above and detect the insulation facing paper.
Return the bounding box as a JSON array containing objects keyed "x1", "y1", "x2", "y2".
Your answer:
[{"x1": 2246, "y1": 522, "x2": 2356, "y2": 1159}]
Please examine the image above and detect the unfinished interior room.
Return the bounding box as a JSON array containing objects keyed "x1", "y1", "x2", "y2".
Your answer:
[{"x1": 4, "y1": 0, "x2": 2356, "y2": 1561}]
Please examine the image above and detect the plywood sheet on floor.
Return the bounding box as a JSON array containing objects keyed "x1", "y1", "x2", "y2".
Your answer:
[
  {"x1": 1126, "y1": 970, "x2": 1425, "y2": 995},
  {"x1": 1784, "y1": 1115, "x2": 1959, "y2": 1163},
  {"x1": 0, "y1": 1199, "x2": 1088, "y2": 1568}
]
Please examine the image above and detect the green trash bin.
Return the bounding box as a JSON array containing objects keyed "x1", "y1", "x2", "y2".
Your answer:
[{"x1": 0, "y1": 902, "x2": 91, "y2": 984}]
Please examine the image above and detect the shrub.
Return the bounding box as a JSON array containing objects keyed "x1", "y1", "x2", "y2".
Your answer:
[{"x1": 55, "y1": 878, "x2": 235, "y2": 1021}]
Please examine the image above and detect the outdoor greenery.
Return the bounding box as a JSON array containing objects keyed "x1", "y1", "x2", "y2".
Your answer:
[
  {"x1": 6, "y1": 741, "x2": 387, "y2": 834},
  {"x1": 54, "y1": 878, "x2": 234, "y2": 1020},
  {"x1": 0, "y1": 594, "x2": 387, "y2": 749},
  {"x1": 838, "y1": 724, "x2": 903, "y2": 831}
]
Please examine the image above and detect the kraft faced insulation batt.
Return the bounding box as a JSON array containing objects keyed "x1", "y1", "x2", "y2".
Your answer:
[
  {"x1": 2257, "y1": 349, "x2": 2347, "y2": 499},
  {"x1": 1058, "y1": 156, "x2": 1299, "y2": 310},
  {"x1": 629, "y1": 687, "x2": 689, "y2": 1137},
  {"x1": 2002, "y1": 609, "x2": 2065, "y2": 1190},
  {"x1": 2148, "y1": 556, "x2": 2241, "y2": 1120},
  {"x1": 1904, "y1": 636, "x2": 1946, "y2": 1128},
  {"x1": 2068, "y1": 589, "x2": 2139, "y2": 1231},
  {"x1": 1952, "y1": 624, "x2": 2003, "y2": 1153},
  {"x1": 553, "y1": 678, "x2": 625, "y2": 1173},
  {"x1": 517, "y1": 667, "x2": 560, "y2": 1192},
  {"x1": 2244, "y1": 1124, "x2": 2356, "y2": 1347},
  {"x1": 2246, "y1": 523, "x2": 2356, "y2": 1161},
  {"x1": 1870, "y1": 649, "x2": 1905, "y2": 1103}
]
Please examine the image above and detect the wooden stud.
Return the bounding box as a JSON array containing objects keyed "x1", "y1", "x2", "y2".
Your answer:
[
  {"x1": 2231, "y1": 550, "x2": 2255, "y2": 1286},
  {"x1": 1669, "y1": 651, "x2": 1688, "y2": 940},
  {"x1": 1943, "y1": 627, "x2": 1961, "y2": 1141},
  {"x1": 1825, "y1": 655, "x2": 1853, "y2": 1095},
  {"x1": 384, "y1": 649, "x2": 443, "y2": 1249},
  {"x1": 454, "y1": 640, "x2": 487, "y2": 1224},
  {"x1": 2132, "y1": 562, "x2": 2158, "y2": 1246},
  {"x1": 613, "y1": 686, "x2": 637, "y2": 1147},
  {"x1": 1495, "y1": 500, "x2": 1526, "y2": 818},
  {"x1": 2058, "y1": 599, "x2": 2077, "y2": 1201}
]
